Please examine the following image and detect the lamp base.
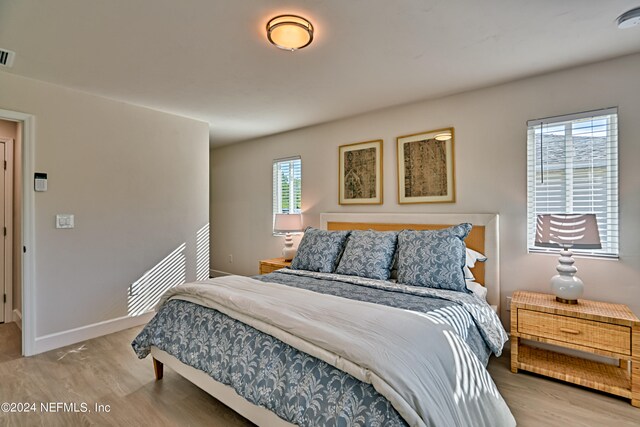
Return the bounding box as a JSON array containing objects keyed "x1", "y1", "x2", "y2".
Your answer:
[
  {"x1": 282, "y1": 247, "x2": 297, "y2": 262},
  {"x1": 555, "y1": 296, "x2": 578, "y2": 305},
  {"x1": 550, "y1": 245, "x2": 584, "y2": 304},
  {"x1": 282, "y1": 233, "x2": 297, "y2": 261},
  {"x1": 550, "y1": 273, "x2": 584, "y2": 303}
]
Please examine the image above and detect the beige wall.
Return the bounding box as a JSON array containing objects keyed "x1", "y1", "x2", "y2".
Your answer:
[
  {"x1": 0, "y1": 71, "x2": 209, "y2": 337},
  {"x1": 0, "y1": 119, "x2": 20, "y2": 317},
  {"x1": 211, "y1": 53, "x2": 640, "y2": 322}
]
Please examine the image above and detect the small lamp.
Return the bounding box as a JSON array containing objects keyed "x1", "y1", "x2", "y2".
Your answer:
[
  {"x1": 274, "y1": 213, "x2": 303, "y2": 261},
  {"x1": 535, "y1": 214, "x2": 601, "y2": 304}
]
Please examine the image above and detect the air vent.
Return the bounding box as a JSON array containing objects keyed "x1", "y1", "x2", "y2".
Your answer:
[{"x1": 0, "y1": 49, "x2": 16, "y2": 68}]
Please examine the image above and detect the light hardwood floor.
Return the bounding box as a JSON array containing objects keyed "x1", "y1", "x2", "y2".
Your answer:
[
  {"x1": 0, "y1": 323, "x2": 638, "y2": 426},
  {"x1": 0, "y1": 322, "x2": 21, "y2": 363}
]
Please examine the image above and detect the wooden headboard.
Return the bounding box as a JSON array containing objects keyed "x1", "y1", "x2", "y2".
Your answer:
[{"x1": 320, "y1": 213, "x2": 500, "y2": 310}]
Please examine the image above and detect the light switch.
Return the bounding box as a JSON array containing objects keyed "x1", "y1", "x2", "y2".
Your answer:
[{"x1": 56, "y1": 214, "x2": 75, "y2": 229}]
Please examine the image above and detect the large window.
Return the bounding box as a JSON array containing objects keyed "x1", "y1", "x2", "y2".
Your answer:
[
  {"x1": 527, "y1": 108, "x2": 619, "y2": 257},
  {"x1": 273, "y1": 156, "x2": 302, "y2": 229}
]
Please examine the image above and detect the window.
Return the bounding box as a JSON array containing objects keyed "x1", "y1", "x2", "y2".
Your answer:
[
  {"x1": 527, "y1": 108, "x2": 618, "y2": 258},
  {"x1": 273, "y1": 156, "x2": 302, "y2": 230}
]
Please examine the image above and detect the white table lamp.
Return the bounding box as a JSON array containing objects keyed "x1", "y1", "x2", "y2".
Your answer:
[
  {"x1": 274, "y1": 214, "x2": 303, "y2": 261},
  {"x1": 534, "y1": 214, "x2": 601, "y2": 304}
]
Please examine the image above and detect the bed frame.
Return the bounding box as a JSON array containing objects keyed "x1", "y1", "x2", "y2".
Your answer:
[{"x1": 151, "y1": 212, "x2": 500, "y2": 426}]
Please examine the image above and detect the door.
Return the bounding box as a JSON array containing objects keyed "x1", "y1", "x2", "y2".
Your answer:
[
  {"x1": 0, "y1": 141, "x2": 5, "y2": 322},
  {"x1": 0, "y1": 138, "x2": 12, "y2": 324}
]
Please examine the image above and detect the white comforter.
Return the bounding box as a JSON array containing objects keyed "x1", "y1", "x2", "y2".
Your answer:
[{"x1": 159, "y1": 275, "x2": 516, "y2": 427}]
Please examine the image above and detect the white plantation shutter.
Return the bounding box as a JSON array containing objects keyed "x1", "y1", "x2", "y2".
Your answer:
[
  {"x1": 273, "y1": 157, "x2": 302, "y2": 231},
  {"x1": 527, "y1": 108, "x2": 619, "y2": 257}
]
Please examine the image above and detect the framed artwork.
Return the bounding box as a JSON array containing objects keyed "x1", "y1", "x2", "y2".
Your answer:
[
  {"x1": 396, "y1": 127, "x2": 455, "y2": 204},
  {"x1": 338, "y1": 139, "x2": 383, "y2": 205}
]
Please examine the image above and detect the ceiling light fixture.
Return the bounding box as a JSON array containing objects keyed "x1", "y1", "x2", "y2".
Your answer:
[
  {"x1": 434, "y1": 132, "x2": 452, "y2": 141},
  {"x1": 617, "y1": 7, "x2": 640, "y2": 29},
  {"x1": 266, "y1": 15, "x2": 314, "y2": 51}
]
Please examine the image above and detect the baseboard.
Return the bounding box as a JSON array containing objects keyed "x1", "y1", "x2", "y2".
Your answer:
[
  {"x1": 210, "y1": 269, "x2": 233, "y2": 278},
  {"x1": 33, "y1": 311, "x2": 155, "y2": 355},
  {"x1": 12, "y1": 309, "x2": 22, "y2": 330}
]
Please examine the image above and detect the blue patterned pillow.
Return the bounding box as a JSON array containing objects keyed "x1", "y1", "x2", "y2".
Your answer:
[
  {"x1": 291, "y1": 227, "x2": 351, "y2": 273},
  {"x1": 396, "y1": 224, "x2": 472, "y2": 292},
  {"x1": 335, "y1": 230, "x2": 398, "y2": 280}
]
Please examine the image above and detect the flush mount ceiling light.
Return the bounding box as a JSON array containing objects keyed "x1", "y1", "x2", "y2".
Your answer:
[
  {"x1": 617, "y1": 7, "x2": 640, "y2": 29},
  {"x1": 266, "y1": 15, "x2": 314, "y2": 51},
  {"x1": 434, "y1": 132, "x2": 452, "y2": 141}
]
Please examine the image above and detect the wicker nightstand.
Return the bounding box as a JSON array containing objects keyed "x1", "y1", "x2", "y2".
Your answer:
[
  {"x1": 258, "y1": 257, "x2": 291, "y2": 275},
  {"x1": 510, "y1": 291, "x2": 640, "y2": 407}
]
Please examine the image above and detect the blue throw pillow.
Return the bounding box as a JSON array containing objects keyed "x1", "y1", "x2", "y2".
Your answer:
[
  {"x1": 335, "y1": 230, "x2": 398, "y2": 280},
  {"x1": 396, "y1": 224, "x2": 472, "y2": 292},
  {"x1": 291, "y1": 227, "x2": 351, "y2": 273}
]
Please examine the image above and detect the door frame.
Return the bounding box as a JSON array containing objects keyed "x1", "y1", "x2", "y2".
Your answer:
[
  {"x1": 0, "y1": 109, "x2": 35, "y2": 356},
  {"x1": 0, "y1": 137, "x2": 14, "y2": 324}
]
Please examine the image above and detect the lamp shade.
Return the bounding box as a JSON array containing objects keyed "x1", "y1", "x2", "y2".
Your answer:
[
  {"x1": 274, "y1": 213, "x2": 303, "y2": 233},
  {"x1": 534, "y1": 214, "x2": 601, "y2": 249}
]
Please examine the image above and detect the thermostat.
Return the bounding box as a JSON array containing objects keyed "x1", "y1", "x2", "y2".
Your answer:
[{"x1": 34, "y1": 172, "x2": 47, "y2": 192}]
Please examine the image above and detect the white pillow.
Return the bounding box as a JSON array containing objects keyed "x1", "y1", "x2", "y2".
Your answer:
[
  {"x1": 466, "y1": 248, "x2": 487, "y2": 268},
  {"x1": 466, "y1": 281, "x2": 488, "y2": 300},
  {"x1": 463, "y1": 265, "x2": 475, "y2": 280},
  {"x1": 464, "y1": 248, "x2": 488, "y2": 281}
]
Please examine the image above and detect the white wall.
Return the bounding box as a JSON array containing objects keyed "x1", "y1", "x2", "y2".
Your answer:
[
  {"x1": 0, "y1": 71, "x2": 209, "y2": 340},
  {"x1": 211, "y1": 53, "x2": 640, "y2": 323}
]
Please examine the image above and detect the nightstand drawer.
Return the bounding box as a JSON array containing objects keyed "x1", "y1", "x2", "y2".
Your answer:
[{"x1": 518, "y1": 309, "x2": 631, "y2": 355}]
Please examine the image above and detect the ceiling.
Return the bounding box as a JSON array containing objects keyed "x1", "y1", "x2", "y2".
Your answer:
[{"x1": 1, "y1": 0, "x2": 639, "y2": 146}]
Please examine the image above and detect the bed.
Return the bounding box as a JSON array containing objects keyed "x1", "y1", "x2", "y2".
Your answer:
[{"x1": 132, "y1": 213, "x2": 515, "y2": 426}]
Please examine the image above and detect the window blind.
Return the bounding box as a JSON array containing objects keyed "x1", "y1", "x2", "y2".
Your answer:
[
  {"x1": 526, "y1": 107, "x2": 619, "y2": 258},
  {"x1": 273, "y1": 157, "x2": 302, "y2": 230}
]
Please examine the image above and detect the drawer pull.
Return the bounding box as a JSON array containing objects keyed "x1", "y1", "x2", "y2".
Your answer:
[{"x1": 559, "y1": 327, "x2": 580, "y2": 335}]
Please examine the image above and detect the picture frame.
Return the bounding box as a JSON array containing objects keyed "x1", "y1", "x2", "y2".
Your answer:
[
  {"x1": 338, "y1": 139, "x2": 383, "y2": 205},
  {"x1": 396, "y1": 127, "x2": 455, "y2": 204}
]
